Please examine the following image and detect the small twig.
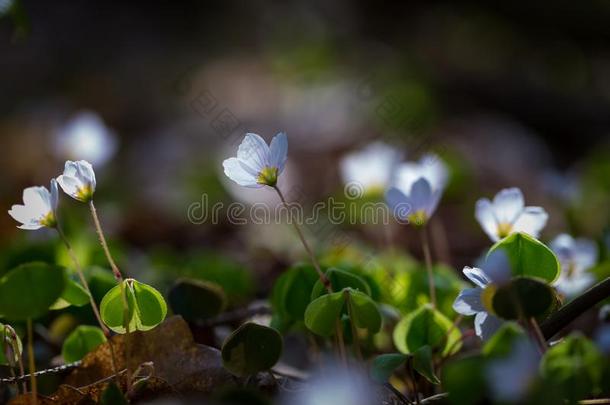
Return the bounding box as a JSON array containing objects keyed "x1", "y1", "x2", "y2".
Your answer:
[
  {"x1": 541, "y1": 277, "x2": 610, "y2": 340},
  {"x1": 0, "y1": 361, "x2": 82, "y2": 384},
  {"x1": 421, "y1": 393, "x2": 449, "y2": 404}
]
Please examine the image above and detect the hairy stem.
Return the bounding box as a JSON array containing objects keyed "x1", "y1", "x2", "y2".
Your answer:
[
  {"x1": 541, "y1": 277, "x2": 610, "y2": 340},
  {"x1": 273, "y1": 186, "x2": 331, "y2": 292},
  {"x1": 26, "y1": 319, "x2": 37, "y2": 405},
  {"x1": 420, "y1": 227, "x2": 436, "y2": 308},
  {"x1": 55, "y1": 223, "x2": 121, "y2": 381}
]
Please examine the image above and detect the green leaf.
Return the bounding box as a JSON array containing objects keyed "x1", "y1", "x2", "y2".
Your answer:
[
  {"x1": 441, "y1": 355, "x2": 488, "y2": 405},
  {"x1": 221, "y1": 322, "x2": 283, "y2": 377},
  {"x1": 540, "y1": 333, "x2": 605, "y2": 402},
  {"x1": 0, "y1": 262, "x2": 66, "y2": 321},
  {"x1": 304, "y1": 290, "x2": 345, "y2": 337},
  {"x1": 370, "y1": 353, "x2": 408, "y2": 383},
  {"x1": 61, "y1": 325, "x2": 106, "y2": 363},
  {"x1": 393, "y1": 305, "x2": 461, "y2": 356},
  {"x1": 489, "y1": 232, "x2": 560, "y2": 283},
  {"x1": 168, "y1": 278, "x2": 226, "y2": 322},
  {"x1": 310, "y1": 268, "x2": 371, "y2": 300},
  {"x1": 271, "y1": 263, "x2": 318, "y2": 322},
  {"x1": 100, "y1": 279, "x2": 167, "y2": 334},
  {"x1": 348, "y1": 289, "x2": 383, "y2": 334},
  {"x1": 0, "y1": 324, "x2": 22, "y2": 366},
  {"x1": 413, "y1": 345, "x2": 440, "y2": 384},
  {"x1": 491, "y1": 277, "x2": 557, "y2": 320},
  {"x1": 100, "y1": 382, "x2": 127, "y2": 405},
  {"x1": 51, "y1": 278, "x2": 91, "y2": 310},
  {"x1": 482, "y1": 322, "x2": 526, "y2": 358}
]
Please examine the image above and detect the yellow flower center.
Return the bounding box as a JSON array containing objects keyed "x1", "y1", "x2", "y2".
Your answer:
[
  {"x1": 39, "y1": 212, "x2": 56, "y2": 228},
  {"x1": 481, "y1": 284, "x2": 498, "y2": 315},
  {"x1": 257, "y1": 166, "x2": 279, "y2": 187},
  {"x1": 408, "y1": 210, "x2": 428, "y2": 227},
  {"x1": 497, "y1": 222, "x2": 513, "y2": 239},
  {"x1": 75, "y1": 185, "x2": 94, "y2": 202}
]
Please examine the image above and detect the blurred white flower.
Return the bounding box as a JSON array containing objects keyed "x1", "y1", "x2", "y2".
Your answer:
[
  {"x1": 486, "y1": 338, "x2": 540, "y2": 402},
  {"x1": 339, "y1": 142, "x2": 401, "y2": 195},
  {"x1": 385, "y1": 154, "x2": 448, "y2": 226},
  {"x1": 550, "y1": 234, "x2": 598, "y2": 297},
  {"x1": 284, "y1": 366, "x2": 375, "y2": 405},
  {"x1": 56, "y1": 160, "x2": 96, "y2": 202},
  {"x1": 476, "y1": 188, "x2": 548, "y2": 242},
  {"x1": 8, "y1": 179, "x2": 58, "y2": 230},
  {"x1": 223, "y1": 132, "x2": 287, "y2": 188},
  {"x1": 453, "y1": 250, "x2": 511, "y2": 340},
  {"x1": 54, "y1": 111, "x2": 118, "y2": 167}
]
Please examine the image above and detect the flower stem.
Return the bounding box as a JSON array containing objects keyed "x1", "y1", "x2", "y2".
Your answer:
[
  {"x1": 344, "y1": 290, "x2": 362, "y2": 361},
  {"x1": 420, "y1": 226, "x2": 436, "y2": 308},
  {"x1": 6, "y1": 325, "x2": 26, "y2": 394},
  {"x1": 26, "y1": 319, "x2": 37, "y2": 405},
  {"x1": 273, "y1": 186, "x2": 331, "y2": 293},
  {"x1": 88, "y1": 200, "x2": 132, "y2": 387},
  {"x1": 55, "y1": 223, "x2": 121, "y2": 382}
]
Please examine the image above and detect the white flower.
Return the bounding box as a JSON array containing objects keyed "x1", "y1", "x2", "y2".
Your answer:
[
  {"x1": 8, "y1": 180, "x2": 58, "y2": 230},
  {"x1": 223, "y1": 132, "x2": 288, "y2": 188},
  {"x1": 550, "y1": 233, "x2": 598, "y2": 297},
  {"x1": 339, "y1": 142, "x2": 401, "y2": 194},
  {"x1": 385, "y1": 154, "x2": 448, "y2": 225},
  {"x1": 453, "y1": 250, "x2": 511, "y2": 340},
  {"x1": 475, "y1": 188, "x2": 548, "y2": 242},
  {"x1": 56, "y1": 160, "x2": 96, "y2": 202},
  {"x1": 285, "y1": 367, "x2": 375, "y2": 405},
  {"x1": 54, "y1": 111, "x2": 118, "y2": 167},
  {"x1": 486, "y1": 338, "x2": 540, "y2": 402}
]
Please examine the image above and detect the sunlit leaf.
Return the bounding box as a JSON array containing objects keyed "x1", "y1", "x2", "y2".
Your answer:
[{"x1": 62, "y1": 325, "x2": 106, "y2": 363}]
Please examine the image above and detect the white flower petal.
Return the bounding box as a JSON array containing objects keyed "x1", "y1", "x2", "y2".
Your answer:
[
  {"x1": 50, "y1": 179, "x2": 59, "y2": 211},
  {"x1": 22, "y1": 187, "x2": 49, "y2": 217},
  {"x1": 385, "y1": 187, "x2": 411, "y2": 220},
  {"x1": 56, "y1": 175, "x2": 80, "y2": 198},
  {"x1": 409, "y1": 178, "x2": 432, "y2": 213},
  {"x1": 492, "y1": 188, "x2": 524, "y2": 224},
  {"x1": 475, "y1": 198, "x2": 499, "y2": 242},
  {"x1": 223, "y1": 158, "x2": 261, "y2": 188},
  {"x1": 483, "y1": 250, "x2": 513, "y2": 285},
  {"x1": 512, "y1": 206, "x2": 548, "y2": 238},
  {"x1": 419, "y1": 154, "x2": 449, "y2": 190},
  {"x1": 573, "y1": 239, "x2": 598, "y2": 271},
  {"x1": 463, "y1": 267, "x2": 491, "y2": 288},
  {"x1": 474, "y1": 312, "x2": 504, "y2": 341},
  {"x1": 339, "y1": 142, "x2": 400, "y2": 190},
  {"x1": 453, "y1": 288, "x2": 485, "y2": 315},
  {"x1": 269, "y1": 132, "x2": 288, "y2": 172},
  {"x1": 237, "y1": 133, "x2": 270, "y2": 172}
]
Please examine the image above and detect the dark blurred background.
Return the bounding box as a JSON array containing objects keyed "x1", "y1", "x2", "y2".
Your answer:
[{"x1": 2, "y1": 0, "x2": 610, "y2": 280}]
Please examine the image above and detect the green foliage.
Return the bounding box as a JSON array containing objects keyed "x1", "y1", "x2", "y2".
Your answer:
[
  {"x1": 413, "y1": 345, "x2": 440, "y2": 384},
  {"x1": 100, "y1": 279, "x2": 167, "y2": 334},
  {"x1": 489, "y1": 232, "x2": 560, "y2": 283},
  {"x1": 491, "y1": 277, "x2": 558, "y2": 320},
  {"x1": 221, "y1": 322, "x2": 283, "y2": 377},
  {"x1": 482, "y1": 322, "x2": 526, "y2": 358},
  {"x1": 51, "y1": 278, "x2": 91, "y2": 310},
  {"x1": 271, "y1": 263, "x2": 318, "y2": 325},
  {"x1": 310, "y1": 268, "x2": 371, "y2": 299},
  {"x1": 304, "y1": 288, "x2": 382, "y2": 337},
  {"x1": 442, "y1": 355, "x2": 488, "y2": 405},
  {"x1": 393, "y1": 305, "x2": 461, "y2": 356},
  {"x1": 0, "y1": 262, "x2": 66, "y2": 320},
  {"x1": 168, "y1": 278, "x2": 226, "y2": 322},
  {"x1": 370, "y1": 353, "x2": 408, "y2": 383},
  {"x1": 0, "y1": 324, "x2": 22, "y2": 366},
  {"x1": 541, "y1": 334, "x2": 605, "y2": 402},
  {"x1": 61, "y1": 325, "x2": 106, "y2": 362}
]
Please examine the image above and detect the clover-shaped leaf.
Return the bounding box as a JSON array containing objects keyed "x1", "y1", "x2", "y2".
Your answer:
[
  {"x1": 304, "y1": 288, "x2": 382, "y2": 337},
  {"x1": 489, "y1": 232, "x2": 560, "y2": 283},
  {"x1": 100, "y1": 279, "x2": 167, "y2": 334},
  {"x1": 0, "y1": 262, "x2": 66, "y2": 321},
  {"x1": 490, "y1": 277, "x2": 559, "y2": 320},
  {"x1": 51, "y1": 277, "x2": 91, "y2": 310},
  {"x1": 310, "y1": 268, "x2": 371, "y2": 300},
  {"x1": 271, "y1": 263, "x2": 318, "y2": 322},
  {"x1": 168, "y1": 278, "x2": 226, "y2": 322},
  {"x1": 62, "y1": 325, "x2": 106, "y2": 363},
  {"x1": 221, "y1": 322, "x2": 283, "y2": 377},
  {"x1": 393, "y1": 305, "x2": 461, "y2": 356}
]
